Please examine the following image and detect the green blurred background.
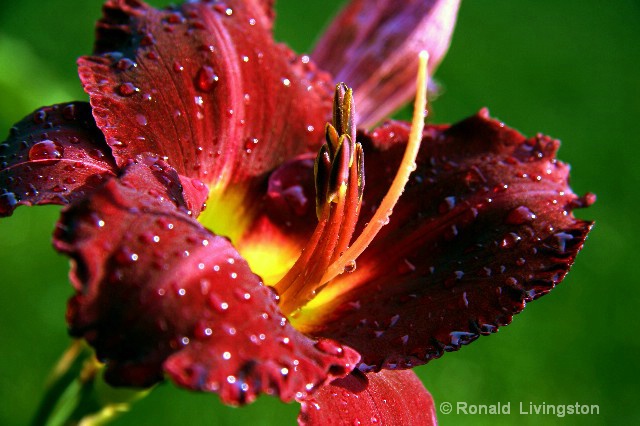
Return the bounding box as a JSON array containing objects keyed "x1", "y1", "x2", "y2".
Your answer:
[{"x1": 0, "y1": 0, "x2": 637, "y2": 424}]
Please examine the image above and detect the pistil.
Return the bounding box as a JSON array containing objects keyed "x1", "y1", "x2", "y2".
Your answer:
[{"x1": 275, "y1": 52, "x2": 429, "y2": 316}]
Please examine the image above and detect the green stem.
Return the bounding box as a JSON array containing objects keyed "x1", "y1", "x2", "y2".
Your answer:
[{"x1": 31, "y1": 340, "x2": 151, "y2": 426}]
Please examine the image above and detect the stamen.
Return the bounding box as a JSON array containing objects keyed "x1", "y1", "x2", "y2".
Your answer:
[
  {"x1": 275, "y1": 83, "x2": 364, "y2": 315},
  {"x1": 320, "y1": 51, "x2": 429, "y2": 284},
  {"x1": 275, "y1": 52, "x2": 429, "y2": 316}
]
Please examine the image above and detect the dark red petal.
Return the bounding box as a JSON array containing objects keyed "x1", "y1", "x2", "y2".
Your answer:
[
  {"x1": 313, "y1": 0, "x2": 460, "y2": 127},
  {"x1": 0, "y1": 102, "x2": 116, "y2": 216},
  {"x1": 299, "y1": 369, "x2": 437, "y2": 426},
  {"x1": 78, "y1": 0, "x2": 332, "y2": 186},
  {"x1": 299, "y1": 111, "x2": 594, "y2": 371},
  {"x1": 253, "y1": 153, "x2": 318, "y2": 241},
  {"x1": 53, "y1": 159, "x2": 358, "y2": 405}
]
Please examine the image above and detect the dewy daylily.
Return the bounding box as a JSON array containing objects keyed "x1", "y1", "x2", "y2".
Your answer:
[{"x1": 0, "y1": 0, "x2": 593, "y2": 424}]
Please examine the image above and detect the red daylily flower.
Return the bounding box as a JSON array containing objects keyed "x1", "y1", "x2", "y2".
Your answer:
[{"x1": 0, "y1": 0, "x2": 594, "y2": 424}]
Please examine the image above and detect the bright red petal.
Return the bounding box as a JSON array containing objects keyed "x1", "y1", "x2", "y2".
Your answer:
[
  {"x1": 78, "y1": 0, "x2": 332, "y2": 187},
  {"x1": 297, "y1": 111, "x2": 594, "y2": 371},
  {"x1": 0, "y1": 102, "x2": 116, "y2": 216},
  {"x1": 53, "y1": 158, "x2": 359, "y2": 405},
  {"x1": 299, "y1": 369, "x2": 437, "y2": 425},
  {"x1": 313, "y1": 0, "x2": 460, "y2": 127}
]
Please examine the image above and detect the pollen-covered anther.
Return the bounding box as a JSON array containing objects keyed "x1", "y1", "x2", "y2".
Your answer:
[
  {"x1": 275, "y1": 83, "x2": 364, "y2": 316},
  {"x1": 275, "y1": 52, "x2": 429, "y2": 317}
]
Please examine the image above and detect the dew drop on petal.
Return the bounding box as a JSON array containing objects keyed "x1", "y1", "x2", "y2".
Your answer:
[
  {"x1": 314, "y1": 339, "x2": 344, "y2": 357},
  {"x1": 500, "y1": 232, "x2": 522, "y2": 249},
  {"x1": 173, "y1": 61, "x2": 184, "y2": 72},
  {"x1": 28, "y1": 140, "x2": 63, "y2": 161},
  {"x1": 117, "y1": 82, "x2": 138, "y2": 96},
  {"x1": 136, "y1": 114, "x2": 148, "y2": 126},
  {"x1": 62, "y1": 104, "x2": 77, "y2": 120},
  {"x1": 33, "y1": 109, "x2": 47, "y2": 124},
  {"x1": 116, "y1": 58, "x2": 137, "y2": 71},
  {"x1": 505, "y1": 205, "x2": 537, "y2": 225},
  {"x1": 195, "y1": 65, "x2": 219, "y2": 92},
  {"x1": 0, "y1": 192, "x2": 17, "y2": 208}
]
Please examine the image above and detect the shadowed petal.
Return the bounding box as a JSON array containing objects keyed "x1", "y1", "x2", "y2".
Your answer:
[
  {"x1": 299, "y1": 369, "x2": 437, "y2": 425},
  {"x1": 295, "y1": 111, "x2": 594, "y2": 370},
  {"x1": 0, "y1": 102, "x2": 116, "y2": 216},
  {"x1": 313, "y1": 0, "x2": 460, "y2": 127},
  {"x1": 78, "y1": 0, "x2": 332, "y2": 188},
  {"x1": 53, "y1": 158, "x2": 358, "y2": 405}
]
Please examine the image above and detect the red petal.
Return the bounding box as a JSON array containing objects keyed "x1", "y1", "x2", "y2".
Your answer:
[
  {"x1": 53, "y1": 158, "x2": 359, "y2": 405},
  {"x1": 299, "y1": 369, "x2": 437, "y2": 425},
  {"x1": 78, "y1": 0, "x2": 332, "y2": 187},
  {"x1": 313, "y1": 0, "x2": 460, "y2": 127},
  {"x1": 0, "y1": 102, "x2": 116, "y2": 216},
  {"x1": 250, "y1": 153, "x2": 318, "y2": 241},
  {"x1": 298, "y1": 111, "x2": 594, "y2": 371}
]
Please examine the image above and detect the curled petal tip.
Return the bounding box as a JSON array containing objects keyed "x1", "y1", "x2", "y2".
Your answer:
[{"x1": 313, "y1": 0, "x2": 460, "y2": 126}]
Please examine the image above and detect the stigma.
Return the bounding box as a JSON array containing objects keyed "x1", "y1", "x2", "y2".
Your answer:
[{"x1": 275, "y1": 52, "x2": 430, "y2": 316}]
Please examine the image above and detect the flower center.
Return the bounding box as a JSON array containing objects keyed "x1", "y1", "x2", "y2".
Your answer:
[{"x1": 275, "y1": 52, "x2": 430, "y2": 317}]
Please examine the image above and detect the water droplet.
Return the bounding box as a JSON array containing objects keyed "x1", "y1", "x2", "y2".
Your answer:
[
  {"x1": 28, "y1": 140, "x2": 63, "y2": 161},
  {"x1": 165, "y1": 12, "x2": 184, "y2": 24},
  {"x1": 195, "y1": 65, "x2": 219, "y2": 92},
  {"x1": 438, "y1": 196, "x2": 456, "y2": 213},
  {"x1": 505, "y1": 206, "x2": 536, "y2": 225},
  {"x1": 444, "y1": 271, "x2": 464, "y2": 288},
  {"x1": 462, "y1": 291, "x2": 469, "y2": 307},
  {"x1": 343, "y1": 260, "x2": 356, "y2": 273},
  {"x1": 553, "y1": 232, "x2": 574, "y2": 253},
  {"x1": 505, "y1": 276, "x2": 519, "y2": 288},
  {"x1": 282, "y1": 77, "x2": 291, "y2": 87},
  {"x1": 444, "y1": 224, "x2": 458, "y2": 240},
  {"x1": 114, "y1": 246, "x2": 137, "y2": 264},
  {"x1": 173, "y1": 60, "x2": 184, "y2": 72},
  {"x1": 117, "y1": 82, "x2": 138, "y2": 96},
  {"x1": 244, "y1": 137, "x2": 258, "y2": 153},
  {"x1": 397, "y1": 258, "x2": 416, "y2": 275},
  {"x1": 33, "y1": 109, "x2": 47, "y2": 124},
  {"x1": 500, "y1": 232, "x2": 522, "y2": 249},
  {"x1": 62, "y1": 104, "x2": 77, "y2": 120},
  {"x1": 116, "y1": 58, "x2": 137, "y2": 71},
  {"x1": 449, "y1": 331, "x2": 476, "y2": 346},
  {"x1": 0, "y1": 192, "x2": 17, "y2": 208},
  {"x1": 314, "y1": 339, "x2": 344, "y2": 357},
  {"x1": 88, "y1": 148, "x2": 105, "y2": 160},
  {"x1": 135, "y1": 114, "x2": 148, "y2": 126}
]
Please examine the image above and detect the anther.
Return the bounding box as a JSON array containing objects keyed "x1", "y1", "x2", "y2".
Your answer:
[
  {"x1": 320, "y1": 51, "x2": 429, "y2": 284},
  {"x1": 275, "y1": 52, "x2": 429, "y2": 316},
  {"x1": 275, "y1": 83, "x2": 364, "y2": 315}
]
